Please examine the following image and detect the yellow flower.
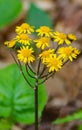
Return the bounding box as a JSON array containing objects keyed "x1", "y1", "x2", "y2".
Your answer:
[
  {"x1": 68, "y1": 34, "x2": 77, "y2": 41},
  {"x1": 17, "y1": 46, "x2": 35, "y2": 63},
  {"x1": 46, "y1": 54, "x2": 62, "y2": 72},
  {"x1": 34, "y1": 37, "x2": 50, "y2": 50},
  {"x1": 15, "y1": 23, "x2": 34, "y2": 34},
  {"x1": 58, "y1": 46, "x2": 80, "y2": 61},
  {"x1": 36, "y1": 26, "x2": 52, "y2": 37},
  {"x1": 53, "y1": 32, "x2": 71, "y2": 45},
  {"x1": 4, "y1": 39, "x2": 16, "y2": 48},
  {"x1": 39, "y1": 49, "x2": 54, "y2": 63},
  {"x1": 16, "y1": 34, "x2": 31, "y2": 45}
]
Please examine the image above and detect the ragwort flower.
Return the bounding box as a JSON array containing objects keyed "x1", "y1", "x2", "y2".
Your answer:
[
  {"x1": 67, "y1": 34, "x2": 77, "y2": 41},
  {"x1": 15, "y1": 23, "x2": 34, "y2": 34},
  {"x1": 4, "y1": 39, "x2": 16, "y2": 48},
  {"x1": 17, "y1": 46, "x2": 35, "y2": 63},
  {"x1": 39, "y1": 49, "x2": 54, "y2": 63},
  {"x1": 46, "y1": 54, "x2": 62, "y2": 72},
  {"x1": 16, "y1": 34, "x2": 31, "y2": 45},
  {"x1": 34, "y1": 37, "x2": 50, "y2": 50},
  {"x1": 36, "y1": 26, "x2": 52, "y2": 37},
  {"x1": 53, "y1": 32, "x2": 71, "y2": 45},
  {"x1": 58, "y1": 46, "x2": 80, "y2": 61}
]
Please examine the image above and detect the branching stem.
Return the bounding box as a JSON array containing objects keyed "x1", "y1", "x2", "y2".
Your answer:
[{"x1": 25, "y1": 65, "x2": 36, "y2": 79}]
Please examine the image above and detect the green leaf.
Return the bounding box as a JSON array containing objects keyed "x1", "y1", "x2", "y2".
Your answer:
[
  {"x1": 0, "y1": 0, "x2": 22, "y2": 29},
  {"x1": 0, "y1": 64, "x2": 48, "y2": 124},
  {"x1": 54, "y1": 111, "x2": 82, "y2": 125},
  {"x1": 26, "y1": 3, "x2": 53, "y2": 29},
  {"x1": 78, "y1": 125, "x2": 82, "y2": 130},
  {"x1": 0, "y1": 119, "x2": 12, "y2": 130}
]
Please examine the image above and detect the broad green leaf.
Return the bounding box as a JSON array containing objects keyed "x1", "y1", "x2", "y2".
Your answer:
[
  {"x1": 26, "y1": 3, "x2": 53, "y2": 29},
  {"x1": 0, "y1": 0, "x2": 22, "y2": 29},
  {"x1": 0, "y1": 64, "x2": 47, "y2": 124}
]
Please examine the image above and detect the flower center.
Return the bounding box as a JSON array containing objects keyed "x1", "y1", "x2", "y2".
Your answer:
[
  {"x1": 40, "y1": 37, "x2": 49, "y2": 43},
  {"x1": 59, "y1": 33, "x2": 66, "y2": 39},
  {"x1": 22, "y1": 49, "x2": 31, "y2": 57},
  {"x1": 41, "y1": 26, "x2": 50, "y2": 32},
  {"x1": 50, "y1": 59, "x2": 58, "y2": 66},
  {"x1": 42, "y1": 51, "x2": 50, "y2": 57},
  {"x1": 20, "y1": 34, "x2": 29, "y2": 40},
  {"x1": 64, "y1": 48, "x2": 72, "y2": 55},
  {"x1": 21, "y1": 23, "x2": 30, "y2": 29}
]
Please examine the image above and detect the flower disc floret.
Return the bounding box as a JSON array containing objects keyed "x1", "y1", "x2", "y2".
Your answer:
[
  {"x1": 16, "y1": 34, "x2": 31, "y2": 45},
  {"x1": 34, "y1": 37, "x2": 50, "y2": 50},
  {"x1": 39, "y1": 49, "x2": 54, "y2": 63},
  {"x1": 15, "y1": 23, "x2": 34, "y2": 34},
  {"x1": 17, "y1": 46, "x2": 35, "y2": 63},
  {"x1": 58, "y1": 46, "x2": 80, "y2": 61},
  {"x1": 53, "y1": 32, "x2": 71, "y2": 45},
  {"x1": 36, "y1": 26, "x2": 52, "y2": 37},
  {"x1": 46, "y1": 54, "x2": 62, "y2": 72},
  {"x1": 4, "y1": 39, "x2": 16, "y2": 48}
]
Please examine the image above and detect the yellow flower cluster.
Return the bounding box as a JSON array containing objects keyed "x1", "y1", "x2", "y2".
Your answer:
[{"x1": 4, "y1": 23, "x2": 80, "y2": 72}]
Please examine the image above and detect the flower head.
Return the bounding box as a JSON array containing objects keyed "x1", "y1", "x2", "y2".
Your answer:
[
  {"x1": 67, "y1": 34, "x2": 77, "y2": 41},
  {"x1": 36, "y1": 26, "x2": 52, "y2": 37},
  {"x1": 34, "y1": 37, "x2": 50, "y2": 50},
  {"x1": 58, "y1": 46, "x2": 80, "y2": 61},
  {"x1": 16, "y1": 34, "x2": 31, "y2": 45},
  {"x1": 46, "y1": 54, "x2": 62, "y2": 72},
  {"x1": 53, "y1": 32, "x2": 71, "y2": 45},
  {"x1": 17, "y1": 46, "x2": 35, "y2": 63},
  {"x1": 15, "y1": 23, "x2": 34, "y2": 34},
  {"x1": 39, "y1": 49, "x2": 54, "y2": 63},
  {"x1": 4, "y1": 39, "x2": 16, "y2": 48}
]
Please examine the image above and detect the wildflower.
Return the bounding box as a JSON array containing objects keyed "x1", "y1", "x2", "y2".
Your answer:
[
  {"x1": 17, "y1": 46, "x2": 35, "y2": 63},
  {"x1": 15, "y1": 23, "x2": 34, "y2": 34},
  {"x1": 34, "y1": 37, "x2": 50, "y2": 50},
  {"x1": 36, "y1": 26, "x2": 52, "y2": 37},
  {"x1": 16, "y1": 34, "x2": 31, "y2": 45},
  {"x1": 53, "y1": 32, "x2": 71, "y2": 45},
  {"x1": 4, "y1": 39, "x2": 16, "y2": 48},
  {"x1": 39, "y1": 49, "x2": 54, "y2": 63},
  {"x1": 46, "y1": 54, "x2": 62, "y2": 72},
  {"x1": 68, "y1": 34, "x2": 77, "y2": 41},
  {"x1": 58, "y1": 46, "x2": 80, "y2": 61}
]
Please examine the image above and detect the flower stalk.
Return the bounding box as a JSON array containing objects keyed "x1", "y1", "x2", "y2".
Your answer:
[{"x1": 35, "y1": 76, "x2": 39, "y2": 130}]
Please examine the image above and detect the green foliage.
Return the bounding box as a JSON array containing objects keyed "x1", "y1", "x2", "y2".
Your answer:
[
  {"x1": 78, "y1": 125, "x2": 82, "y2": 130},
  {"x1": 0, "y1": 64, "x2": 47, "y2": 124},
  {"x1": 26, "y1": 3, "x2": 53, "y2": 29},
  {"x1": 0, "y1": 119, "x2": 11, "y2": 130},
  {"x1": 54, "y1": 111, "x2": 82, "y2": 124},
  {"x1": 0, "y1": 0, "x2": 22, "y2": 29}
]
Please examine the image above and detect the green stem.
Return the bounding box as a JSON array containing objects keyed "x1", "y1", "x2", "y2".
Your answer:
[
  {"x1": 10, "y1": 50, "x2": 19, "y2": 67},
  {"x1": 25, "y1": 65, "x2": 36, "y2": 79},
  {"x1": 55, "y1": 45, "x2": 59, "y2": 52},
  {"x1": 34, "y1": 57, "x2": 42, "y2": 130},
  {"x1": 35, "y1": 76, "x2": 38, "y2": 130},
  {"x1": 39, "y1": 65, "x2": 46, "y2": 78},
  {"x1": 18, "y1": 61, "x2": 34, "y2": 89},
  {"x1": 40, "y1": 72, "x2": 52, "y2": 78},
  {"x1": 39, "y1": 72, "x2": 54, "y2": 85},
  {"x1": 37, "y1": 58, "x2": 41, "y2": 74},
  {"x1": 28, "y1": 64, "x2": 36, "y2": 74}
]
